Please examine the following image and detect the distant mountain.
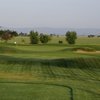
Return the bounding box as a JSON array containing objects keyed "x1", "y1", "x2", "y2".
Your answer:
[{"x1": 0, "y1": 26, "x2": 100, "y2": 36}]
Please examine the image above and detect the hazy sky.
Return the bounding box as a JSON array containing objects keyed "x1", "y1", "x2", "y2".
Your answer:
[{"x1": 0, "y1": 0, "x2": 100, "y2": 28}]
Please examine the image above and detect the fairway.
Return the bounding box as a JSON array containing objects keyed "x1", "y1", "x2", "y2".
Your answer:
[
  {"x1": 0, "y1": 83, "x2": 71, "y2": 100},
  {"x1": 1, "y1": 0, "x2": 100, "y2": 99},
  {"x1": 0, "y1": 36, "x2": 100, "y2": 100}
]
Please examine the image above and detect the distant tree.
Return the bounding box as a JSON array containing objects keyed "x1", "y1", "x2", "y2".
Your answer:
[
  {"x1": 97, "y1": 35, "x2": 100, "y2": 37},
  {"x1": 40, "y1": 33, "x2": 50, "y2": 44},
  {"x1": 1, "y1": 30, "x2": 18, "y2": 42},
  {"x1": 58, "y1": 40, "x2": 63, "y2": 44},
  {"x1": 19, "y1": 32, "x2": 27, "y2": 36},
  {"x1": 1, "y1": 30, "x2": 12, "y2": 42},
  {"x1": 65, "y1": 31, "x2": 77, "y2": 44},
  {"x1": 88, "y1": 34, "x2": 95, "y2": 38},
  {"x1": 30, "y1": 31, "x2": 39, "y2": 44},
  {"x1": 19, "y1": 32, "x2": 24, "y2": 36},
  {"x1": 11, "y1": 31, "x2": 18, "y2": 36},
  {"x1": 57, "y1": 35, "x2": 59, "y2": 37},
  {"x1": 50, "y1": 34, "x2": 53, "y2": 37},
  {"x1": 0, "y1": 30, "x2": 5, "y2": 37}
]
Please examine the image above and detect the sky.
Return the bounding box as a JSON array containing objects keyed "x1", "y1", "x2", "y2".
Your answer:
[{"x1": 0, "y1": 0, "x2": 100, "y2": 28}]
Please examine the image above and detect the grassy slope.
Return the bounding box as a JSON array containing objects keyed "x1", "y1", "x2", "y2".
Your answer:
[{"x1": 0, "y1": 36, "x2": 100, "y2": 100}]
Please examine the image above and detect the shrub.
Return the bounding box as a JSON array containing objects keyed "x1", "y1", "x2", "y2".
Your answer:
[
  {"x1": 65, "y1": 31, "x2": 77, "y2": 44},
  {"x1": 0, "y1": 30, "x2": 18, "y2": 43},
  {"x1": 29, "y1": 31, "x2": 39, "y2": 44},
  {"x1": 58, "y1": 40, "x2": 63, "y2": 44},
  {"x1": 40, "y1": 33, "x2": 50, "y2": 44}
]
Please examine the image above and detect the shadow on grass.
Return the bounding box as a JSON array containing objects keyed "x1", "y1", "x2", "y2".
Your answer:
[
  {"x1": 0, "y1": 54, "x2": 100, "y2": 69},
  {"x1": 0, "y1": 55, "x2": 100, "y2": 82}
]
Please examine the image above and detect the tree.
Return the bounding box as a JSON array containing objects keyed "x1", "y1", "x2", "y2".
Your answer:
[
  {"x1": 65, "y1": 31, "x2": 77, "y2": 44},
  {"x1": 88, "y1": 34, "x2": 95, "y2": 38},
  {"x1": 1, "y1": 30, "x2": 13, "y2": 42},
  {"x1": 40, "y1": 33, "x2": 51, "y2": 44},
  {"x1": 58, "y1": 40, "x2": 63, "y2": 44},
  {"x1": 30, "y1": 31, "x2": 39, "y2": 44},
  {"x1": 11, "y1": 31, "x2": 18, "y2": 36},
  {"x1": 0, "y1": 30, "x2": 5, "y2": 37},
  {"x1": 1, "y1": 30, "x2": 18, "y2": 42}
]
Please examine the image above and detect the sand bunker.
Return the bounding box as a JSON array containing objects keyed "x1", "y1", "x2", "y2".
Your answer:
[{"x1": 76, "y1": 50, "x2": 100, "y2": 54}]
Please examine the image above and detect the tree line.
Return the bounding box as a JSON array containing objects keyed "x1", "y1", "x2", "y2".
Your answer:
[
  {"x1": 0, "y1": 29, "x2": 77, "y2": 44},
  {"x1": 30, "y1": 31, "x2": 51, "y2": 44},
  {"x1": 30, "y1": 31, "x2": 77, "y2": 44}
]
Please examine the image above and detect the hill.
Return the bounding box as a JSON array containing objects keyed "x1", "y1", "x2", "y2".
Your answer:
[{"x1": 0, "y1": 26, "x2": 100, "y2": 35}]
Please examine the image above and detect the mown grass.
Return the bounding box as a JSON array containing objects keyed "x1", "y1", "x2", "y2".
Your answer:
[
  {"x1": 0, "y1": 43, "x2": 100, "y2": 59},
  {"x1": 0, "y1": 36, "x2": 100, "y2": 100},
  {"x1": 0, "y1": 56, "x2": 100, "y2": 100},
  {"x1": 0, "y1": 83, "x2": 71, "y2": 100}
]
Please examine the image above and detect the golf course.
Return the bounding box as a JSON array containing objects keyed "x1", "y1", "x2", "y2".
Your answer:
[{"x1": 0, "y1": 36, "x2": 100, "y2": 100}]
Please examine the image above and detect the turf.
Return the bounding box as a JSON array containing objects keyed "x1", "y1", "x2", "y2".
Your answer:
[
  {"x1": 0, "y1": 83, "x2": 71, "y2": 100},
  {"x1": 0, "y1": 36, "x2": 100, "y2": 100}
]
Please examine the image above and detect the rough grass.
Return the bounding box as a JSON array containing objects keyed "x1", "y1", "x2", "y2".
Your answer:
[{"x1": 1, "y1": 36, "x2": 100, "y2": 45}]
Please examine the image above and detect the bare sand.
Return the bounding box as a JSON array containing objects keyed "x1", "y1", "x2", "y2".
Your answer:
[{"x1": 76, "y1": 50, "x2": 100, "y2": 54}]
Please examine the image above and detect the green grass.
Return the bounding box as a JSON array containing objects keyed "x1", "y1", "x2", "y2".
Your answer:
[
  {"x1": 0, "y1": 83, "x2": 71, "y2": 100},
  {"x1": 1, "y1": 44, "x2": 100, "y2": 59},
  {"x1": 76, "y1": 37, "x2": 100, "y2": 45},
  {"x1": 0, "y1": 56, "x2": 100, "y2": 100},
  {"x1": 0, "y1": 36, "x2": 100, "y2": 100}
]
